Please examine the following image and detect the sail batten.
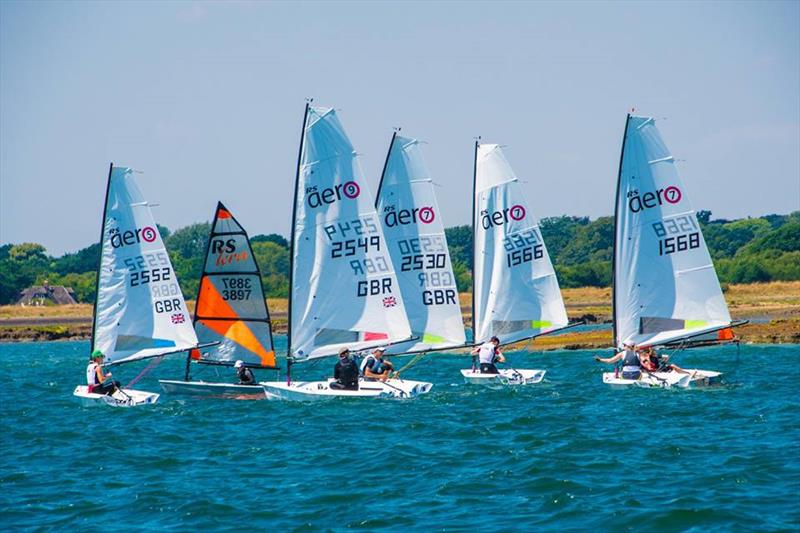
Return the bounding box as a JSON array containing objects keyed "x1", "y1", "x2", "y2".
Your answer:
[
  {"x1": 290, "y1": 106, "x2": 412, "y2": 360},
  {"x1": 92, "y1": 166, "x2": 198, "y2": 365},
  {"x1": 472, "y1": 144, "x2": 568, "y2": 345},
  {"x1": 613, "y1": 115, "x2": 732, "y2": 348},
  {"x1": 375, "y1": 134, "x2": 466, "y2": 354}
]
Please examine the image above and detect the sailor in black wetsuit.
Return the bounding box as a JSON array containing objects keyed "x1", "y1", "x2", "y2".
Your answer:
[
  {"x1": 235, "y1": 360, "x2": 256, "y2": 385},
  {"x1": 330, "y1": 347, "x2": 359, "y2": 390}
]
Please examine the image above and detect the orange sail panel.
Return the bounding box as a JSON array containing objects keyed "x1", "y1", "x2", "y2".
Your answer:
[{"x1": 198, "y1": 318, "x2": 275, "y2": 367}]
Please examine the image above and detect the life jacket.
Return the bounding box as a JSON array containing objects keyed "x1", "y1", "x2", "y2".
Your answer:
[
  {"x1": 86, "y1": 362, "x2": 100, "y2": 386},
  {"x1": 360, "y1": 355, "x2": 384, "y2": 375},
  {"x1": 622, "y1": 349, "x2": 640, "y2": 369},
  {"x1": 478, "y1": 342, "x2": 497, "y2": 365},
  {"x1": 337, "y1": 358, "x2": 359, "y2": 386}
]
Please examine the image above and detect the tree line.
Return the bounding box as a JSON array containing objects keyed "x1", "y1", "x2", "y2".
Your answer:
[{"x1": 1, "y1": 211, "x2": 798, "y2": 305}]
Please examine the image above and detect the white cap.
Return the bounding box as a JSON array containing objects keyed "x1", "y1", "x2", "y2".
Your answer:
[
  {"x1": 374, "y1": 346, "x2": 387, "y2": 353},
  {"x1": 234, "y1": 360, "x2": 244, "y2": 368}
]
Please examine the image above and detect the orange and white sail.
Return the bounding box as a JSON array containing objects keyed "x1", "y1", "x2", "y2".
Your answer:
[{"x1": 192, "y1": 202, "x2": 276, "y2": 368}]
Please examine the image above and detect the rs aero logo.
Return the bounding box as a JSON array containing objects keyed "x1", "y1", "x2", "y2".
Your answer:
[
  {"x1": 109, "y1": 226, "x2": 157, "y2": 249},
  {"x1": 383, "y1": 204, "x2": 435, "y2": 227},
  {"x1": 481, "y1": 204, "x2": 526, "y2": 229},
  {"x1": 627, "y1": 185, "x2": 682, "y2": 213},
  {"x1": 306, "y1": 181, "x2": 360, "y2": 208}
]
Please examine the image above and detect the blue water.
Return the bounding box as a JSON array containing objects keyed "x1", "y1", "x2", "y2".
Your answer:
[{"x1": 2, "y1": 340, "x2": 799, "y2": 531}]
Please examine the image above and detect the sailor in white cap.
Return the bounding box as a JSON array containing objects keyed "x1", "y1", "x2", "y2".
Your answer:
[
  {"x1": 234, "y1": 360, "x2": 256, "y2": 385},
  {"x1": 360, "y1": 346, "x2": 394, "y2": 382}
]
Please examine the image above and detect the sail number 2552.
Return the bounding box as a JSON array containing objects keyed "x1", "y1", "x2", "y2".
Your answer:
[{"x1": 124, "y1": 252, "x2": 171, "y2": 287}]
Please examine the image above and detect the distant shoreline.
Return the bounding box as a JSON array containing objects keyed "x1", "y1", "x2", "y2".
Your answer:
[{"x1": 2, "y1": 281, "x2": 798, "y2": 347}]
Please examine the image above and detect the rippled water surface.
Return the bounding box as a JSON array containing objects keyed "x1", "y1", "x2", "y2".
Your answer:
[{"x1": 2, "y1": 341, "x2": 799, "y2": 531}]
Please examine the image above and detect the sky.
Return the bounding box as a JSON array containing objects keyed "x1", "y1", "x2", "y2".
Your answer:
[{"x1": 1, "y1": 0, "x2": 798, "y2": 256}]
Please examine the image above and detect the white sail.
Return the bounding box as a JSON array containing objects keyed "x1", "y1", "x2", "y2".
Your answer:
[
  {"x1": 375, "y1": 135, "x2": 466, "y2": 353},
  {"x1": 613, "y1": 115, "x2": 731, "y2": 348},
  {"x1": 290, "y1": 106, "x2": 412, "y2": 359},
  {"x1": 472, "y1": 144, "x2": 568, "y2": 345},
  {"x1": 192, "y1": 202, "x2": 276, "y2": 367},
  {"x1": 92, "y1": 166, "x2": 198, "y2": 365}
]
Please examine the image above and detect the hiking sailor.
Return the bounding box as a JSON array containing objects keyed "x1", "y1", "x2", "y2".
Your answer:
[
  {"x1": 86, "y1": 350, "x2": 121, "y2": 395},
  {"x1": 360, "y1": 346, "x2": 394, "y2": 382},
  {"x1": 234, "y1": 360, "x2": 256, "y2": 385},
  {"x1": 471, "y1": 336, "x2": 505, "y2": 374},
  {"x1": 330, "y1": 347, "x2": 359, "y2": 390},
  {"x1": 594, "y1": 343, "x2": 643, "y2": 379}
]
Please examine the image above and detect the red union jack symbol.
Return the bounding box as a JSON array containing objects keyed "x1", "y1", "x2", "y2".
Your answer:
[
  {"x1": 171, "y1": 313, "x2": 185, "y2": 324},
  {"x1": 382, "y1": 296, "x2": 397, "y2": 308}
]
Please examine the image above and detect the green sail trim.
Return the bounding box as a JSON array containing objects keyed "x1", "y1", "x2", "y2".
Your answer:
[
  {"x1": 422, "y1": 332, "x2": 447, "y2": 344},
  {"x1": 530, "y1": 320, "x2": 553, "y2": 329},
  {"x1": 684, "y1": 320, "x2": 709, "y2": 329}
]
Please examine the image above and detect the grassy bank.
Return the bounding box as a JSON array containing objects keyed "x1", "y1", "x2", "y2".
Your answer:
[{"x1": 1, "y1": 281, "x2": 798, "y2": 347}]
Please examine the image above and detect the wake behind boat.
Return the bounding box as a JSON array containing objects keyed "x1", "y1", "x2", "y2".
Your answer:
[
  {"x1": 260, "y1": 104, "x2": 432, "y2": 400},
  {"x1": 158, "y1": 202, "x2": 277, "y2": 399},
  {"x1": 74, "y1": 164, "x2": 206, "y2": 407},
  {"x1": 462, "y1": 142, "x2": 571, "y2": 385},
  {"x1": 596, "y1": 114, "x2": 744, "y2": 388}
]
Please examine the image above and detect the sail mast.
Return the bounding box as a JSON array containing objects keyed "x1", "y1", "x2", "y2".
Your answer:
[
  {"x1": 287, "y1": 102, "x2": 310, "y2": 356},
  {"x1": 470, "y1": 140, "x2": 479, "y2": 343},
  {"x1": 611, "y1": 114, "x2": 631, "y2": 348},
  {"x1": 90, "y1": 162, "x2": 114, "y2": 353}
]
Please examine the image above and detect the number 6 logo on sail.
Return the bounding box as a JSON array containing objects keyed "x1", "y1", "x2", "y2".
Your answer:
[{"x1": 343, "y1": 181, "x2": 360, "y2": 199}]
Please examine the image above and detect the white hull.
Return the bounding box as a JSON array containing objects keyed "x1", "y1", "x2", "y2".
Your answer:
[
  {"x1": 460, "y1": 368, "x2": 546, "y2": 385},
  {"x1": 260, "y1": 378, "x2": 433, "y2": 401},
  {"x1": 73, "y1": 385, "x2": 159, "y2": 407},
  {"x1": 158, "y1": 380, "x2": 269, "y2": 399},
  {"x1": 602, "y1": 370, "x2": 722, "y2": 389}
]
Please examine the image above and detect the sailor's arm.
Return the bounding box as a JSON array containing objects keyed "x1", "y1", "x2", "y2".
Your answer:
[{"x1": 594, "y1": 351, "x2": 624, "y2": 364}]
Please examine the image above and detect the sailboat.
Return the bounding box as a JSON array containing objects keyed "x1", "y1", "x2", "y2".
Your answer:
[
  {"x1": 260, "y1": 104, "x2": 433, "y2": 400},
  {"x1": 463, "y1": 142, "x2": 571, "y2": 385},
  {"x1": 603, "y1": 114, "x2": 746, "y2": 388},
  {"x1": 73, "y1": 164, "x2": 209, "y2": 406},
  {"x1": 158, "y1": 202, "x2": 278, "y2": 398},
  {"x1": 374, "y1": 132, "x2": 466, "y2": 355}
]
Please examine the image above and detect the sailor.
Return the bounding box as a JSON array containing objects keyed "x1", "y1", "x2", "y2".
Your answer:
[
  {"x1": 360, "y1": 347, "x2": 394, "y2": 382},
  {"x1": 647, "y1": 347, "x2": 691, "y2": 375},
  {"x1": 86, "y1": 350, "x2": 121, "y2": 395},
  {"x1": 330, "y1": 347, "x2": 359, "y2": 390},
  {"x1": 234, "y1": 360, "x2": 256, "y2": 385},
  {"x1": 594, "y1": 342, "x2": 642, "y2": 379},
  {"x1": 471, "y1": 336, "x2": 505, "y2": 374}
]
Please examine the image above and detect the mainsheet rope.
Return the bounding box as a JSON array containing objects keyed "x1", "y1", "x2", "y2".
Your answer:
[{"x1": 125, "y1": 356, "x2": 164, "y2": 388}]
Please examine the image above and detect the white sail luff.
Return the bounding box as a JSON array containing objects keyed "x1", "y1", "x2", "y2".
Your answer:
[{"x1": 613, "y1": 115, "x2": 731, "y2": 348}]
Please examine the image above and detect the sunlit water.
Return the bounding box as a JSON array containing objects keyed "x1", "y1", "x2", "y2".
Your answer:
[{"x1": 2, "y1": 340, "x2": 798, "y2": 531}]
